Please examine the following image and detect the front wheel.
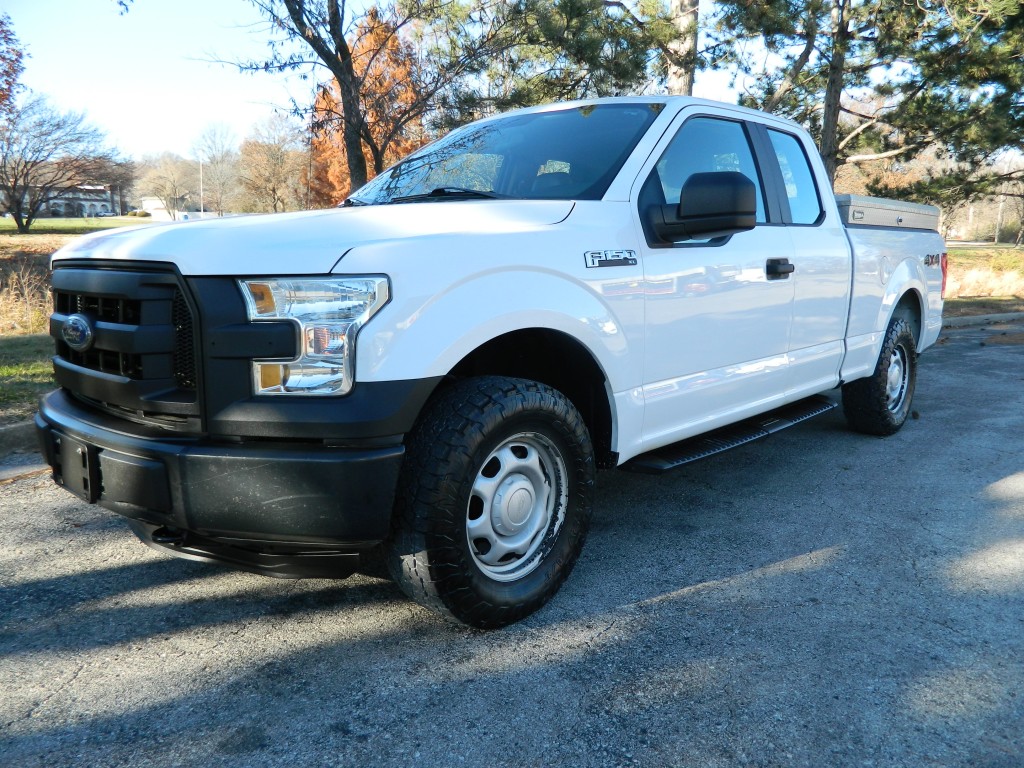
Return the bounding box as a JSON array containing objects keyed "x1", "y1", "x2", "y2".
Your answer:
[
  {"x1": 387, "y1": 376, "x2": 594, "y2": 628},
  {"x1": 842, "y1": 315, "x2": 917, "y2": 436}
]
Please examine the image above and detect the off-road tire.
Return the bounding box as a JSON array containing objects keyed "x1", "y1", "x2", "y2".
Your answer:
[
  {"x1": 387, "y1": 376, "x2": 595, "y2": 629},
  {"x1": 842, "y1": 316, "x2": 917, "y2": 436}
]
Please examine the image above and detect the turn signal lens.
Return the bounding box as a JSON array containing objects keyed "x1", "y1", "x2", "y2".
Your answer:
[{"x1": 246, "y1": 281, "x2": 277, "y2": 316}]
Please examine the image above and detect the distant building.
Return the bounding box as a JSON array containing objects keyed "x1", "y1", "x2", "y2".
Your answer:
[
  {"x1": 43, "y1": 185, "x2": 121, "y2": 217},
  {"x1": 139, "y1": 196, "x2": 175, "y2": 221},
  {"x1": 139, "y1": 195, "x2": 222, "y2": 222}
]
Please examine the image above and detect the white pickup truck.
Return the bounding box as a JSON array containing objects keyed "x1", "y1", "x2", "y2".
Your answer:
[{"x1": 37, "y1": 97, "x2": 945, "y2": 628}]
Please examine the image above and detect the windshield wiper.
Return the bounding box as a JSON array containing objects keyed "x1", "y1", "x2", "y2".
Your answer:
[
  {"x1": 389, "y1": 187, "x2": 505, "y2": 204},
  {"x1": 340, "y1": 197, "x2": 369, "y2": 207}
]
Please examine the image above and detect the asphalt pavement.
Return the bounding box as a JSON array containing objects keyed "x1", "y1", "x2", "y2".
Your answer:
[{"x1": 2, "y1": 321, "x2": 1023, "y2": 767}]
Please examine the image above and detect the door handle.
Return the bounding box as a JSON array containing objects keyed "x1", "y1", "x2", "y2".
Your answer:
[{"x1": 766, "y1": 258, "x2": 795, "y2": 280}]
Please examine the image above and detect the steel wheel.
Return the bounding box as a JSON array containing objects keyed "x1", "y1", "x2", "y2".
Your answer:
[
  {"x1": 885, "y1": 345, "x2": 909, "y2": 412},
  {"x1": 843, "y1": 315, "x2": 917, "y2": 436},
  {"x1": 466, "y1": 432, "x2": 568, "y2": 582},
  {"x1": 388, "y1": 376, "x2": 594, "y2": 628}
]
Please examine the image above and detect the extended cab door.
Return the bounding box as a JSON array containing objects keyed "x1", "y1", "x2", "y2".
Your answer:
[
  {"x1": 757, "y1": 125, "x2": 853, "y2": 396},
  {"x1": 632, "y1": 111, "x2": 797, "y2": 452}
]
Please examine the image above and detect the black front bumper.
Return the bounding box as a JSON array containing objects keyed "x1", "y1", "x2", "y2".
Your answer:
[{"x1": 36, "y1": 389, "x2": 407, "y2": 578}]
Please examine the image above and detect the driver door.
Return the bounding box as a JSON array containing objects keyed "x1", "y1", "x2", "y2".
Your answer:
[{"x1": 634, "y1": 113, "x2": 796, "y2": 452}]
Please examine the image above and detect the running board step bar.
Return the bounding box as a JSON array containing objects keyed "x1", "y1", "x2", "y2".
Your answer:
[{"x1": 624, "y1": 395, "x2": 838, "y2": 475}]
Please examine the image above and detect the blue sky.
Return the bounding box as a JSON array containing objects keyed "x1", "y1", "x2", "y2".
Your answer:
[
  {"x1": 6, "y1": 0, "x2": 313, "y2": 159},
  {"x1": 7, "y1": 0, "x2": 732, "y2": 162}
]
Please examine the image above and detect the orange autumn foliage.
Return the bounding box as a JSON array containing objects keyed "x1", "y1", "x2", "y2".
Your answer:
[{"x1": 306, "y1": 7, "x2": 428, "y2": 205}]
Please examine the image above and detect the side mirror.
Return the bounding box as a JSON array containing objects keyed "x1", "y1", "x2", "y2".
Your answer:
[{"x1": 647, "y1": 171, "x2": 757, "y2": 243}]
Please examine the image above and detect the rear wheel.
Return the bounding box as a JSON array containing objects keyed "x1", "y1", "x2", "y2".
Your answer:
[
  {"x1": 387, "y1": 376, "x2": 594, "y2": 628},
  {"x1": 842, "y1": 315, "x2": 917, "y2": 436}
]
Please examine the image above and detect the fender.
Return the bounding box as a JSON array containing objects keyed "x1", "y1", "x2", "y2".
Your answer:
[
  {"x1": 842, "y1": 256, "x2": 928, "y2": 382},
  {"x1": 346, "y1": 247, "x2": 641, "y2": 395},
  {"x1": 878, "y1": 256, "x2": 929, "y2": 340}
]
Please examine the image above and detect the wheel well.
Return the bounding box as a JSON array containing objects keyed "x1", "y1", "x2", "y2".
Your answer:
[
  {"x1": 893, "y1": 291, "x2": 923, "y2": 347},
  {"x1": 445, "y1": 329, "x2": 616, "y2": 468}
]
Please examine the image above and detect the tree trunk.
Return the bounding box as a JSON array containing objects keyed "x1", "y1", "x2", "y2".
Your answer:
[
  {"x1": 666, "y1": 0, "x2": 699, "y2": 96},
  {"x1": 819, "y1": 0, "x2": 849, "y2": 186},
  {"x1": 337, "y1": 68, "x2": 369, "y2": 192},
  {"x1": 994, "y1": 194, "x2": 1006, "y2": 244},
  {"x1": 280, "y1": 0, "x2": 369, "y2": 194}
]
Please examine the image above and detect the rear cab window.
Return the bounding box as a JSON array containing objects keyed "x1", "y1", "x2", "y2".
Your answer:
[{"x1": 767, "y1": 129, "x2": 823, "y2": 225}]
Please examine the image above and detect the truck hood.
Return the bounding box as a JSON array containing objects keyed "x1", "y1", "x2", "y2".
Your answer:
[{"x1": 52, "y1": 200, "x2": 575, "y2": 275}]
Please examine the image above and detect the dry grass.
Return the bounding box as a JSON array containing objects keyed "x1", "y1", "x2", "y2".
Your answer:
[
  {"x1": 0, "y1": 235, "x2": 73, "y2": 336},
  {"x1": 0, "y1": 233, "x2": 76, "y2": 255},
  {"x1": 946, "y1": 269, "x2": 1024, "y2": 299},
  {"x1": 945, "y1": 247, "x2": 1024, "y2": 300}
]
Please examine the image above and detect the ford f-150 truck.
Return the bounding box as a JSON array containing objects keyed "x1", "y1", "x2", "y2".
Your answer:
[{"x1": 36, "y1": 97, "x2": 946, "y2": 628}]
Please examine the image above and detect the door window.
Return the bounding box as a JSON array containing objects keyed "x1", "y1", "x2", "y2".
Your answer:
[{"x1": 647, "y1": 117, "x2": 767, "y2": 224}]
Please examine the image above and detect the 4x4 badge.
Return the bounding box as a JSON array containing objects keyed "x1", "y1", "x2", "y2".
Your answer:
[
  {"x1": 584, "y1": 250, "x2": 638, "y2": 268},
  {"x1": 61, "y1": 313, "x2": 95, "y2": 352}
]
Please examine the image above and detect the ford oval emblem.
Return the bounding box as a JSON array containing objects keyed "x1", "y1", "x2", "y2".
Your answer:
[{"x1": 61, "y1": 313, "x2": 95, "y2": 352}]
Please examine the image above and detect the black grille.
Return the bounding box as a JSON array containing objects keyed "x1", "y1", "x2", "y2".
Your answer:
[
  {"x1": 50, "y1": 265, "x2": 201, "y2": 430},
  {"x1": 172, "y1": 290, "x2": 197, "y2": 389},
  {"x1": 56, "y1": 340, "x2": 143, "y2": 379},
  {"x1": 55, "y1": 291, "x2": 141, "y2": 324},
  {"x1": 54, "y1": 287, "x2": 194, "y2": 390}
]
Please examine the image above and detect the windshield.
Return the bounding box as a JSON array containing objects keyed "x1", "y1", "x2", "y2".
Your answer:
[{"x1": 351, "y1": 103, "x2": 664, "y2": 205}]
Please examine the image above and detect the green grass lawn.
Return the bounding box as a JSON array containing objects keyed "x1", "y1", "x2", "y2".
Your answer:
[
  {"x1": 0, "y1": 334, "x2": 54, "y2": 426},
  {"x1": 0, "y1": 216, "x2": 152, "y2": 236}
]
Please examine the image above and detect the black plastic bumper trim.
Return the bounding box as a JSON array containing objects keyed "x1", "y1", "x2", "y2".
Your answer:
[
  {"x1": 206, "y1": 376, "x2": 445, "y2": 440},
  {"x1": 37, "y1": 389, "x2": 407, "y2": 549}
]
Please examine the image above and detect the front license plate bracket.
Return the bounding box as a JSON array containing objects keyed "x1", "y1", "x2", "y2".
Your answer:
[{"x1": 56, "y1": 433, "x2": 101, "y2": 503}]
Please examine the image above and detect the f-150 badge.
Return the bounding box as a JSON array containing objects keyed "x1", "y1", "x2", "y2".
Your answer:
[{"x1": 585, "y1": 250, "x2": 638, "y2": 268}]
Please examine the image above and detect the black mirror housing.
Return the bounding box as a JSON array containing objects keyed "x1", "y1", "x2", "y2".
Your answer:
[{"x1": 648, "y1": 171, "x2": 757, "y2": 242}]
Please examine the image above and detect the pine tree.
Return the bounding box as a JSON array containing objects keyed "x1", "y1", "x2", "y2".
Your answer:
[{"x1": 709, "y1": 0, "x2": 1024, "y2": 188}]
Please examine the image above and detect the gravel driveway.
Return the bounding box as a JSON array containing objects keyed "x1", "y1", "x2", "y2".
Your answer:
[{"x1": 2, "y1": 321, "x2": 1023, "y2": 767}]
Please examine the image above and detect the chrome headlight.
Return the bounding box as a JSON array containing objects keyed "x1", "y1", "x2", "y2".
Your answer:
[{"x1": 239, "y1": 276, "x2": 389, "y2": 396}]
